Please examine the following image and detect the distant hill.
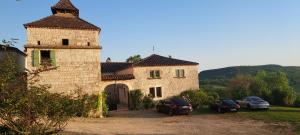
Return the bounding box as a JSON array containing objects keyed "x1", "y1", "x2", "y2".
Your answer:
[{"x1": 199, "y1": 65, "x2": 300, "y2": 93}]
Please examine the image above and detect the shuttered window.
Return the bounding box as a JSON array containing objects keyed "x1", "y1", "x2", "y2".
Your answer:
[
  {"x1": 31, "y1": 50, "x2": 56, "y2": 67},
  {"x1": 50, "y1": 50, "x2": 56, "y2": 66},
  {"x1": 32, "y1": 50, "x2": 40, "y2": 67},
  {"x1": 156, "y1": 87, "x2": 162, "y2": 97},
  {"x1": 149, "y1": 87, "x2": 155, "y2": 97}
]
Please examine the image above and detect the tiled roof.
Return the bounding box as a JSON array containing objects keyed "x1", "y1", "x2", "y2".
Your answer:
[
  {"x1": 0, "y1": 45, "x2": 26, "y2": 56},
  {"x1": 101, "y1": 62, "x2": 133, "y2": 73},
  {"x1": 51, "y1": 0, "x2": 79, "y2": 14},
  {"x1": 133, "y1": 54, "x2": 199, "y2": 67},
  {"x1": 24, "y1": 15, "x2": 100, "y2": 30},
  {"x1": 102, "y1": 74, "x2": 135, "y2": 81}
]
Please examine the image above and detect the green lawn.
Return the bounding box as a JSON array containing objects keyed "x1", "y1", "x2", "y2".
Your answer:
[
  {"x1": 194, "y1": 106, "x2": 300, "y2": 134},
  {"x1": 237, "y1": 106, "x2": 300, "y2": 134}
]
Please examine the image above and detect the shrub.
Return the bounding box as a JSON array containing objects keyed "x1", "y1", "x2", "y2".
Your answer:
[
  {"x1": 129, "y1": 89, "x2": 144, "y2": 110},
  {"x1": 294, "y1": 95, "x2": 300, "y2": 107},
  {"x1": 61, "y1": 90, "x2": 108, "y2": 117},
  {"x1": 0, "y1": 53, "x2": 72, "y2": 134},
  {"x1": 142, "y1": 94, "x2": 155, "y2": 109},
  {"x1": 180, "y1": 90, "x2": 213, "y2": 110}
]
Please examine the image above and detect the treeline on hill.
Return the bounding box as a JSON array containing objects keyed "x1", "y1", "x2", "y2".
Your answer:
[
  {"x1": 199, "y1": 68, "x2": 300, "y2": 107},
  {"x1": 200, "y1": 65, "x2": 300, "y2": 93}
]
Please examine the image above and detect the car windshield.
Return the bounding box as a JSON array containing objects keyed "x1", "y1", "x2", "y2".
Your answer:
[
  {"x1": 249, "y1": 97, "x2": 262, "y2": 101},
  {"x1": 222, "y1": 100, "x2": 236, "y2": 105},
  {"x1": 171, "y1": 98, "x2": 189, "y2": 106}
]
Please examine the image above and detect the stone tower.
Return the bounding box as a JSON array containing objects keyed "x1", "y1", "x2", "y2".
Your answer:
[{"x1": 24, "y1": 0, "x2": 101, "y2": 94}]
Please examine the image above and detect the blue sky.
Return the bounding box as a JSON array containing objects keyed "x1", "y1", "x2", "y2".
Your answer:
[{"x1": 0, "y1": 0, "x2": 299, "y2": 70}]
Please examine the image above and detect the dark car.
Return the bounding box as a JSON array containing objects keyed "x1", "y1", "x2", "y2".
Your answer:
[
  {"x1": 210, "y1": 99, "x2": 240, "y2": 113},
  {"x1": 156, "y1": 98, "x2": 192, "y2": 116}
]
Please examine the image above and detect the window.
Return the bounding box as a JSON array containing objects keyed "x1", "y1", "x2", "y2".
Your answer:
[
  {"x1": 155, "y1": 70, "x2": 160, "y2": 78},
  {"x1": 37, "y1": 41, "x2": 41, "y2": 45},
  {"x1": 156, "y1": 87, "x2": 162, "y2": 97},
  {"x1": 62, "y1": 39, "x2": 69, "y2": 46},
  {"x1": 87, "y1": 42, "x2": 90, "y2": 46},
  {"x1": 40, "y1": 50, "x2": 51, "y2": 66},
  {"x1": 175, "y1": 69, "x2": 185, "y2": 78},
  {"x1": 150, "y1": 70, "x2": 160, "y2": 79},
  {"x1": 149, "y1": 87, "x2": 155, "y2": 97},
  {"x1": 149, "y1": 87, "x2": 163, "y2": 98}
]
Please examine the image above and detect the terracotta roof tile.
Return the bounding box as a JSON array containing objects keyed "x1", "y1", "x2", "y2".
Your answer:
[
  {"x1": 101, "y1": 62, "x2": 132, "y2": 73},
  {"x1": 51, "y1": 0, "x2": 78, "y2": 11},
  {"x1": 133, "y1": 54, "x2": 199, "y2": 67},
  {"x1": 24, "y1": 15, "x2": 100, "y2": 30},
  {"x1": 102, "y1": 74, "x2": 135, "y2": 81}
]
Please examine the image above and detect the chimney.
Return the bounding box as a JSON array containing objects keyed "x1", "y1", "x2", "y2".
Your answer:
[{"x1": 106, "y1": 57, "x2": 111, "y2": 63}]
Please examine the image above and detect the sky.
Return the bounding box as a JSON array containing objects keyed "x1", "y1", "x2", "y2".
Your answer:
[{"x1": 0, "y1": 0, "x2": 299, "y2": 71}]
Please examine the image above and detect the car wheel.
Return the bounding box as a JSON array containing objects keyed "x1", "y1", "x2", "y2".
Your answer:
[
  {"x1": 247, "y1": 104, "x2": 251, "y2": 110},
  {"x1": 157, "y1": 107, "x2": 161, "y2": 113},
  {"x1": 169, "y1": 109, "x2": 174, "y2": 116}
]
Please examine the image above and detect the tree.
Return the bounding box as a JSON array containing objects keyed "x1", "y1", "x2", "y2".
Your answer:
[
  {"x1": 0, "y1": 41, "x2": 71, "y2": 134},
  {"x1": 226, "y1": 71, "x2": 296, "y2": 106},
  {"x1": 226, "y1": 75, "x2": 252, "y2": 99},
  {"x1": 126, "y1": 55, "x2": 142, "y2": 63}
]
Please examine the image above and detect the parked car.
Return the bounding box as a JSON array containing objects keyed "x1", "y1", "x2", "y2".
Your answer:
[
  {"x1": 237, "y1": 96, "x2": 270, "y2": 110},
  {"x1": 210, "y1": 99, "x2": 240, "y2": 113},
  {"x1": 156, "y1": 98, "x2": 192, "y2": 116}
]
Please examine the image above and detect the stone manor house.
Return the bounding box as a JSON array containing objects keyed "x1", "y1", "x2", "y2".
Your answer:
[{"x1": 20, "y1": 0, "x2": 199, "y2": 110}]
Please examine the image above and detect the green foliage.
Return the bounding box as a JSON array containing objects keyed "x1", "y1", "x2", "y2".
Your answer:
[
  {"x1": 101, "y1": 93, "x2": 109, "y2": 116},
  {"x1": 226, "y1": 75, "x2": 252, "y2": 99},
  {"x1": 180, "y1": 90, "x2": 217, "y2": 110},
  {"x1": 226, "y1": 71, "x2": 296, "y2": 106},
  {"x1": 0, "y1": 53, "x2": 71, "y2": 134},
  {"x1": 142, "y1": 94, "x2": 155, "y2": 109},
  {"x1": 129, "y1": 89, "x2": 144, "y2": 110},
  {"x1": 294, "y1": 96, "x2": 300, "y2": 107},
  {"x1": 61, "y1": 90, "x2": 108, "y2": 117},
  {"x1": 126, "y1": 55, "x2": 142, "y2": 63},
  {"x1": 200, "y1": 65, "x2": 300, "y2": 94}
]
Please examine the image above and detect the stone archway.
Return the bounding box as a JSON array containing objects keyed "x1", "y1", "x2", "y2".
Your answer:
[{"x1": 104, "y1": 84, "x2": 129, "y2": 111}]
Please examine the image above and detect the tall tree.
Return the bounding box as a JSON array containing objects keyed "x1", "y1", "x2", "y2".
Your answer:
[{"x1": 126, "y1": 55, "x2": 142, "y2": 63}]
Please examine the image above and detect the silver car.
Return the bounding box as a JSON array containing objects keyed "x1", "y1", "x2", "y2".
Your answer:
[{"x1": 238, "y1": 96, "x2": 270, "y2": 109}]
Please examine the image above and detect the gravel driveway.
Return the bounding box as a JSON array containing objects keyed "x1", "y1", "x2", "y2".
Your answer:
[{"x1": 63, "y1": 110, "x2": 294, "y2": 135}]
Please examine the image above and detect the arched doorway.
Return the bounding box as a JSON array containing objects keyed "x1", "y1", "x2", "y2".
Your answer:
[{"x1": 104, "y1": 84, "x2": 129, "y2": 111}]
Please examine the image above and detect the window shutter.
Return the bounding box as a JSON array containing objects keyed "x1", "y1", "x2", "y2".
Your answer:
[
  {"x1": 181, "y1": 70, "x2": 185, "y2": 77},
  {"x1": 150, "y1": 71, "x2": 154, "y2": 78},
  {"x1": 32, "y1": 50, "x2": 40, "y2": 67},
  {"x1": 176, "y1": 69, "x2": 180, "y2": 77},
  {"x1": 50, "y1": 50, "x2": 56, "y2": 66},
  {"x1": 155, "y1": 70, "x2": 160, "y2": 78}
]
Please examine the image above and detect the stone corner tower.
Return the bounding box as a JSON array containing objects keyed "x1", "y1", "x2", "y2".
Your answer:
[{"x1": 24, "y1": 0, "x2": 101, "y2": 94}]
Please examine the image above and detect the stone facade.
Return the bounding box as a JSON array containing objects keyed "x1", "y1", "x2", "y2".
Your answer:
[
  {"x1": 101, "y1": 65, "x2": 199, "y2": 100},
  {"x1": 26, "y1": 28, "x2": 99, "y2": 47},
  {"x1": 25, "y1": 27, "x2": 101, "y2": 94},
  {"x1": 132, "y1": 65, "x2": 199, "y2": 99}
]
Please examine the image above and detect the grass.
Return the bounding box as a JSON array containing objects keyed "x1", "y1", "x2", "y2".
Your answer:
[
  {"x1": 194, "y1": 106, "x2": 300, "y2": 134},
  {"x1": 237, "y1": 106, "x2": 300, "y2": 134}
]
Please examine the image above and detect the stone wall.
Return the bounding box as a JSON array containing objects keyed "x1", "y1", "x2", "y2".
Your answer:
[
  {"x1": 100, "y1": 65, "x2": 199, "y2": 100},
  {"x1": 132, "y1": 65, "x2": 199, "y2": 100},
  {"x1": 25, "y1": 28, "x2": 101, "y2": 94},
  {"x1": 26, "y1": 28, "x2": 99, "y2": 47}
]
